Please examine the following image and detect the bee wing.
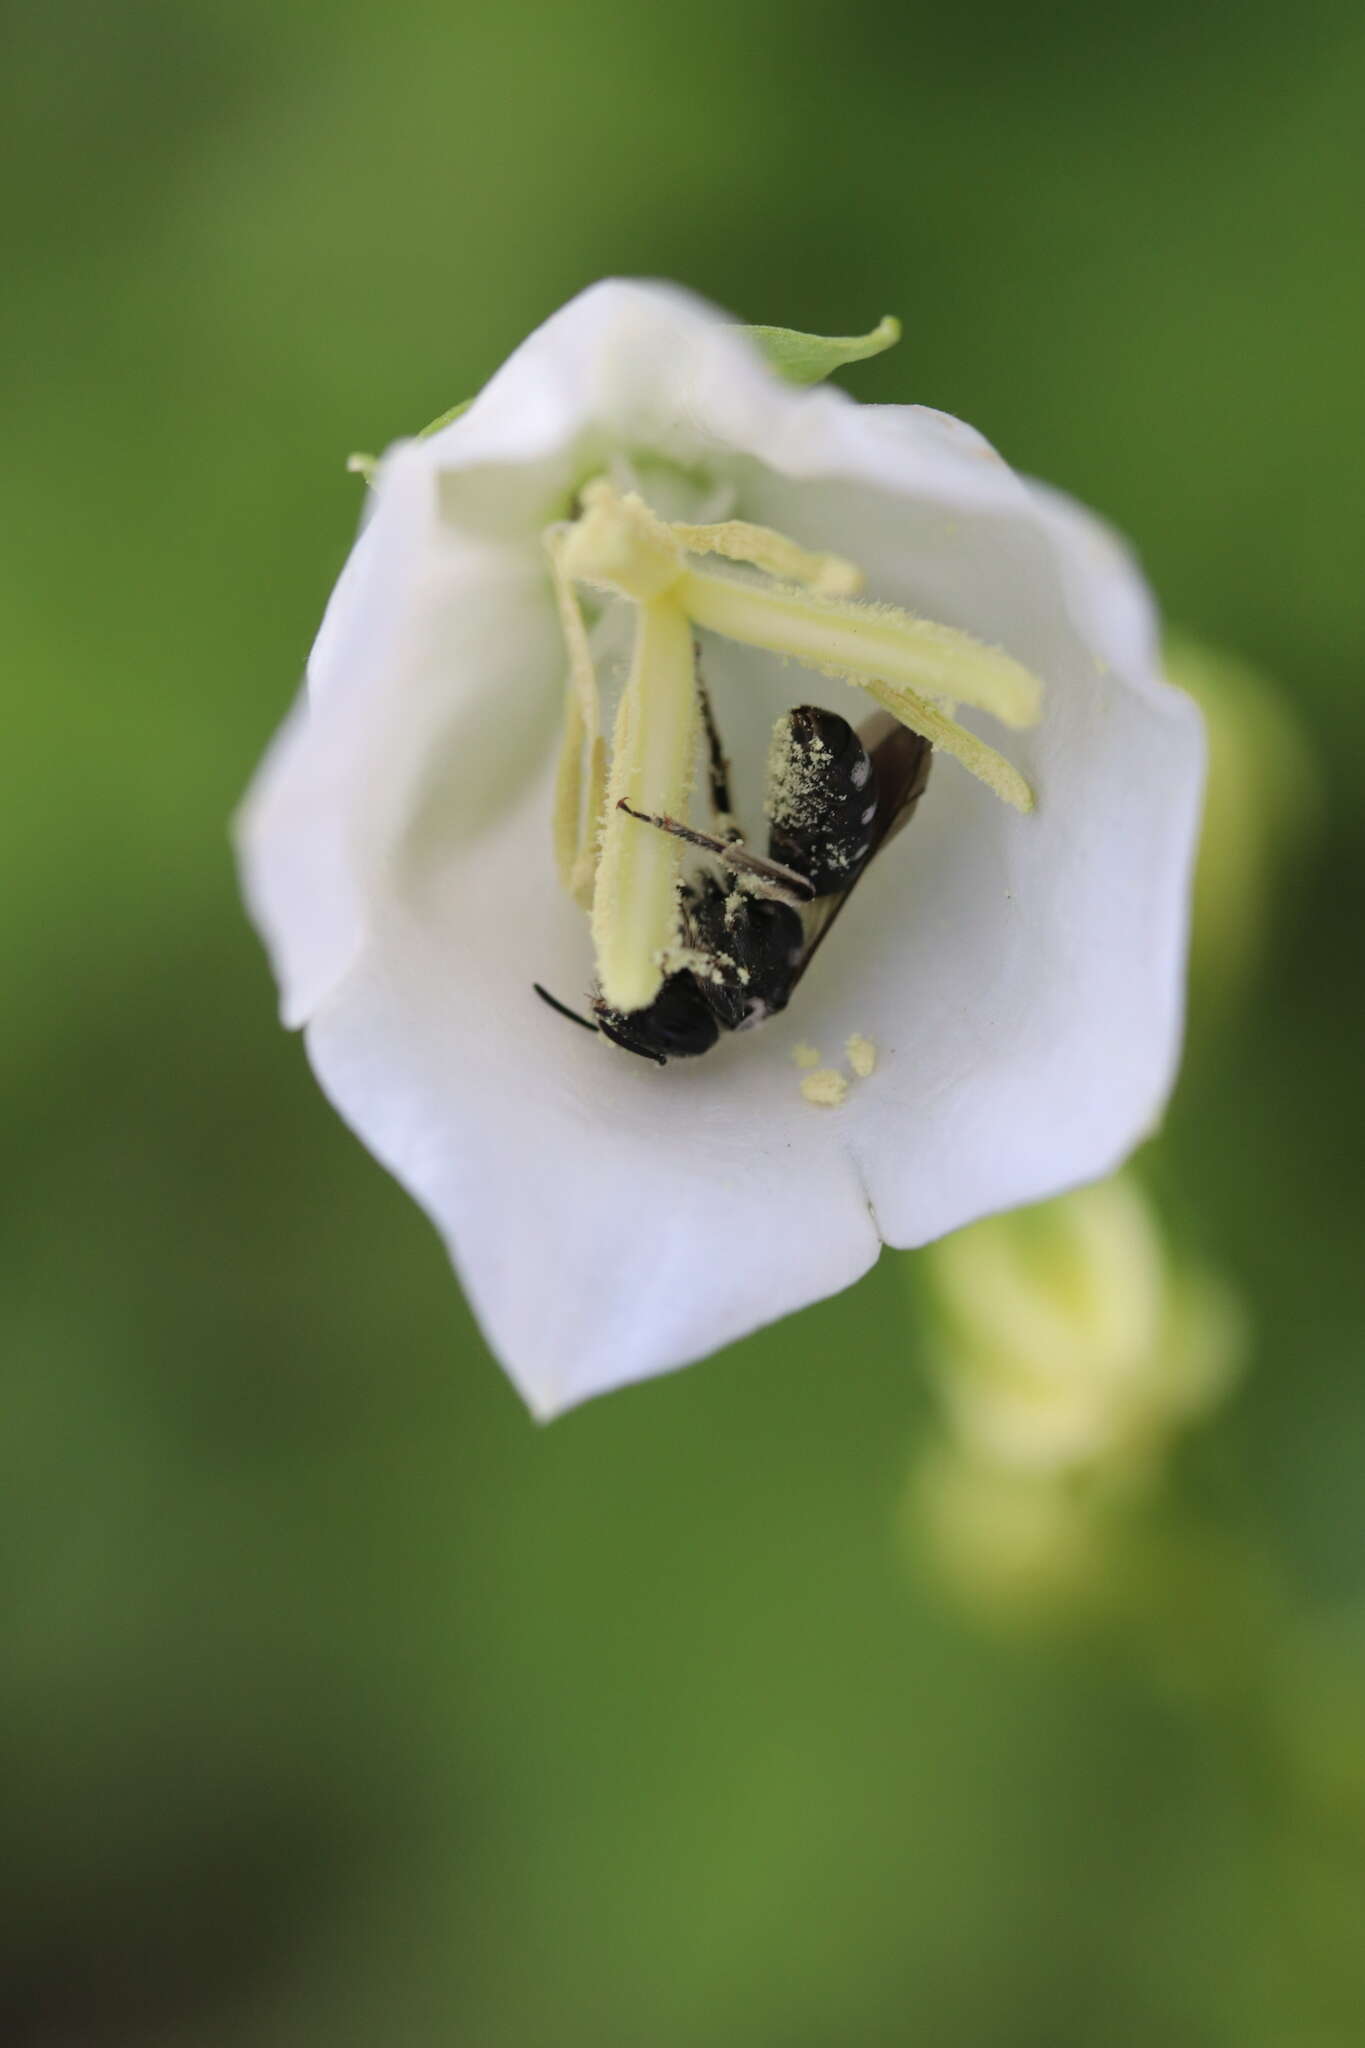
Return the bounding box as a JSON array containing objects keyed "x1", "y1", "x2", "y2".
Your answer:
[
  {"x1": 785, "y1": 718, "x2": 933, "y2": 994},
  {"x1": 858, "y1": 712, "x2": 933, "y2": 854}
]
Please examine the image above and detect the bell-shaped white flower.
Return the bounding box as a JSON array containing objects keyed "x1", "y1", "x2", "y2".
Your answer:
[{"x1": 236, "y1": 280, "x2": 1204, "y2": 1418}]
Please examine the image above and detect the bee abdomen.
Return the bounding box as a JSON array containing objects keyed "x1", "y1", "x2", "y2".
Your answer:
[{"x1": 765, "y1": 705, "x2": 879, "y2": 896}]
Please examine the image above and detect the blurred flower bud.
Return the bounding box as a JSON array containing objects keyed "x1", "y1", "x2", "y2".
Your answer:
[
  {"x1": 906, "y1": 1442, "x2": 1109, "y2": 1627},
  {"x1": 1273, "y1": 1614, "x2": 1365, "y2": 1840},
  {"x1": 920, "y1": 1174, "x2": 1246, "y2": 1482},
  {"x1": 1164, "y1": 634, "x2": 1318, "y2": 1011}
]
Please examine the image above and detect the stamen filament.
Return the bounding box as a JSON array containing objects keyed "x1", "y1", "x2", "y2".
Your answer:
[
  {"x1": 676, "y1": 564, "x2": 1042, "y2": 730},
  {"x1": 591, "y1": 595, "x2": 699, "y2": 1012}
]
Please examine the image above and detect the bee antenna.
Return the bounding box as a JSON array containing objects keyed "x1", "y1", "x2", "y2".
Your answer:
[{"x1": 532, "y1": 983, "x2": 600, "y2": 1035}]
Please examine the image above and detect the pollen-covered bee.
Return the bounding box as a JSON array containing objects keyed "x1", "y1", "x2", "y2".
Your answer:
[{"x1": 535, "y1": 684, "x2": 932, "y2": 1065}]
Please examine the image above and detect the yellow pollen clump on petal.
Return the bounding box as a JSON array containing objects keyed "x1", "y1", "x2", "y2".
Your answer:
[
  {"x1": 800, "y1": 1068, "x2": 849, "y2": 1107},
  {"x1": 845, "y1": 1033, "x2": 878, "y2": 1077}
]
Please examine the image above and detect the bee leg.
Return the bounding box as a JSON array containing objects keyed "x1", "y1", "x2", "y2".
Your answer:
[{"x1": 693, "y1": 651, "x2": 743, "y2": 843}]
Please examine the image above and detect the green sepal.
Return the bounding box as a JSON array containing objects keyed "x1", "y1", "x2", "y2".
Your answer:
[
  {"x1": 351, "y1": 313, "x2": 901, "y2": 488},
  {"x1": 740, "y1": 315, "x2": 901, "y2": 385},
  {"x1": 416, "y1": 395, "x2": 475, "y2": 437},
  {"x1": 346, "y1": 395, "x2": 476, "y2": 485}
]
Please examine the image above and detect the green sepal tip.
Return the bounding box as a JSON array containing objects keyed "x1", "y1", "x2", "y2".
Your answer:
[
  {"x1": 417, "y1": 395, "x2": 475, "y2": 437},
  {"x1": 740, "y1": 315, "x2": 901, "y2": 385},
  {"x1": 350, "y1": 312, "x2": 902, "y2": 488},
  {"x1": 346, "y1": 396, "x2": 475, "y2": 486}
]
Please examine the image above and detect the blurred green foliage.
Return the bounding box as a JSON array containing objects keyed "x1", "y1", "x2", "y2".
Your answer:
[{"x1": 2, "y1": 0, "x2": 1363, "y2": 2041}]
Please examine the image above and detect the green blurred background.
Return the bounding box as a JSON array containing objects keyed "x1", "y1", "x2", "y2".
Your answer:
[{"x1": 4, "y1": 0, "x2": 1364, "y2": 2041}]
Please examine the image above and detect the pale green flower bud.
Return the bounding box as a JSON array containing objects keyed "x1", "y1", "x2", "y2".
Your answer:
[
  {"x1": 919, "y1": 1174, "x2": 1246, "y2": 1482},
  {"x1": 905, "y1": 1443, "x2": 1110, "y2": 1628}
]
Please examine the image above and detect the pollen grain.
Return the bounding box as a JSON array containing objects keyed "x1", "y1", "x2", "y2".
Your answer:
[
  {"x1": 800, "y1": 1067, "x2": 849, "y2": 1108},
  {"x1": 845, "y1": 1033, "x2": 877, "y2": 1078}
]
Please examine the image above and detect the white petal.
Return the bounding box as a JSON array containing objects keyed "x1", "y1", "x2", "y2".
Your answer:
[
  {"x1": 305, "y1": 758, "x2": 880, "y2": 1418},
  {"x1": 235, "y1": 440, "x2": 562, "y2": 1024}
]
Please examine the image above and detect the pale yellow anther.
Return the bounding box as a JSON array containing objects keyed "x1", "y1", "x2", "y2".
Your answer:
[
  {"x1": 558, "y1": 480, "x2": 683, "y2": 603},
  {"x1": 853, "y1": 675, "x2": 1035, "y2": 813},
  {"x1": 591, "y1": 594, "x2": 698, "y2": 1013},
  {"x1": 668, "y1": 518, "x2": 864, "y2": 598},
  {"x1": 677, "y1": 565, "x2": 1042, "y2": 730}
]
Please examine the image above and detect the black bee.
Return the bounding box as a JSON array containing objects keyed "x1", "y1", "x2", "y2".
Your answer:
[{"x1": 534, "y1": 687, "x2": 932, "y2": 1065}]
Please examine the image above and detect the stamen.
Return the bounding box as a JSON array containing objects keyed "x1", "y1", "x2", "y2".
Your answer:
[
  {"x1": 669, "y1": 518, "x2": 864, "y2": 597},
  {"x1": 591, "y1": 596, "x2": 699, "y2": 1013},
  {"x1": 545, "y1": 530, "x2": 606, "y2": 906},
  {"x1": 676, "y1": 566, "x2": 1042, "y2": 731},
  {"x1": 852, "y1": 673, "x2": 1035, "y2": 813}
]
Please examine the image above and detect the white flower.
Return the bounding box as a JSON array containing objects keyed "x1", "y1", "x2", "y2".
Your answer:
[{"x1": 236, "y1": 280, "x2": 1204, "y2": 1418}]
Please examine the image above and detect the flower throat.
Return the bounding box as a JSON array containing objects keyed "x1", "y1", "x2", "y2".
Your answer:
[{"x1": 544, "y1": 478, "x2": 1044, "y2": 1021}]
